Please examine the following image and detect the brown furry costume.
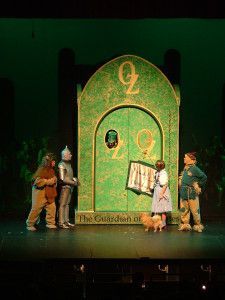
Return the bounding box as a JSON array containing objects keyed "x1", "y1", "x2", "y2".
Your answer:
[
  {"x1": 33, "y1": 166, "x2": 57, "y2": 203},
  {"x1": 26, "y1": 154, "x2": 57, "y2": 230}
]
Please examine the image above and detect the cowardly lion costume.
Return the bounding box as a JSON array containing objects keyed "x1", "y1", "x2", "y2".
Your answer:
[{"x1": 26, "y1": 153, "x2": 57, "y2": 231}]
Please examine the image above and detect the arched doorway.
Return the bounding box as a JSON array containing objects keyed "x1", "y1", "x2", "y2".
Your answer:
[{"x1": 95, "y1": 106, "x2": 162, "y2": 212}]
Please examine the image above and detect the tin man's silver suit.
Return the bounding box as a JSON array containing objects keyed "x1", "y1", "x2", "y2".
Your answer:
[{"x1": 58, "y1": 147, "x2": 77, "y2": 228}]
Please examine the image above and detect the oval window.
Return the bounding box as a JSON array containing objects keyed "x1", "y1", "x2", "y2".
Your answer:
[{"x1": 105, "y1": 130, "x2": 118, "y2": 149}]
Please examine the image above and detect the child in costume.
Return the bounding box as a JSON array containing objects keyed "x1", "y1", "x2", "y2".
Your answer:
[
  {"x1": 151, "y1": 160, "x2": 172, "y2": 228},
  {"x1": 178, "y1": 152, "x2": 207, "y2": 233},
  {"x1": 26, "y1": 153, "x2": 57, "y2": 231},
  {"x1": 57, "y1": 146, "x2": 78, "y2": 229}
]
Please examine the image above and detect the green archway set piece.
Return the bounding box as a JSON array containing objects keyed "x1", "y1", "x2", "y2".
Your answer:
[{"x1": 76, "y1": 55, "x2": 180, "y2": 224}]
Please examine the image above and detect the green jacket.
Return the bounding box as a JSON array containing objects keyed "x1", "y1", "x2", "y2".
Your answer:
[{"x1": 180, "y1": 164, "x2": 207, "y2": 200}]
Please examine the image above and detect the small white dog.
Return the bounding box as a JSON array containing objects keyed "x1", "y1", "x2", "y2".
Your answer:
[{"x1": 140, "y1": 213, "x2": 164, "y2": 232}]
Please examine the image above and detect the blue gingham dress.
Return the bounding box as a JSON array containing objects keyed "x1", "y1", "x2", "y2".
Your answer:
[{"x1": 151, "y1": 169, "x2": 172, "y2": 213}]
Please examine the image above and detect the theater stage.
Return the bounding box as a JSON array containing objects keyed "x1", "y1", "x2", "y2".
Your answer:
[
  {"x1": 1, "y1": 219, "x2": 225, "y2": 299},
  {"x1": 1, "y1": 219, "x2": 225, "y2": 261}
]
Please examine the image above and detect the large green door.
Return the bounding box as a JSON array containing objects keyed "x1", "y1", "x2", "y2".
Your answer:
[
  {"x1": 127, "y1": 108, "x2": 162, "y2": 211},
  {"x1": 95, "y1": 107, "x2": 162, "y2": 212}
]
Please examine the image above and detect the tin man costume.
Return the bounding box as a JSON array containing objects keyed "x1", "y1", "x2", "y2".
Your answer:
[{"x1": 58, "y1": 146, "x2": 78, "y2": 229}]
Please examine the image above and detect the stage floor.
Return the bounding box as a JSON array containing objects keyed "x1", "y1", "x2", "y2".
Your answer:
[{"x1": 1, "y1": 219, "x2": 225, "y2": 262}]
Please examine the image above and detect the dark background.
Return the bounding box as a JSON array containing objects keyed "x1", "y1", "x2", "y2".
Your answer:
[
  {"x1": 0, "y1": 0, "x2": 225, "y2": 219},
  {"x1": 1, "y1": 0, "x2": 225, "y2": 19}
]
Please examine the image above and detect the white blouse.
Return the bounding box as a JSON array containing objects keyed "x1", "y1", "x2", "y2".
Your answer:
[{"x1": 157, "y1": 169, "x2": 168, "y2": 186}]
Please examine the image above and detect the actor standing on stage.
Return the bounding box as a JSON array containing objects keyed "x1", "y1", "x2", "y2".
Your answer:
[
  {"x1": 26, "y1": 153, "x2": 57, "y2": 231},
  {"x1": 178, "y1": 152, "x2": 207, "y2": 233},
  {"x1": 58, "y1": 146, "x2": 78, "y2": 229},
  {"x1": 151, "y1": 160, "x2": 172, "y2": 228}
]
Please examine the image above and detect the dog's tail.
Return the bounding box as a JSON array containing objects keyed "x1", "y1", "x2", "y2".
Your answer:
[{"x1": 152, "y1": 214, "x2": 162, "y2": 222}]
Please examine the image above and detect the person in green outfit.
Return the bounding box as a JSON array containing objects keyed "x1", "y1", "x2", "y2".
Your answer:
[{"x1": 178, "y1": 152, "x2": 207, "y2": 233}]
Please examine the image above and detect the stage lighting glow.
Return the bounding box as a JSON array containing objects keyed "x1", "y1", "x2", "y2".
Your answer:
[{"x1": 201, "y1": 284, "x2": 207, "y2": 291}]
